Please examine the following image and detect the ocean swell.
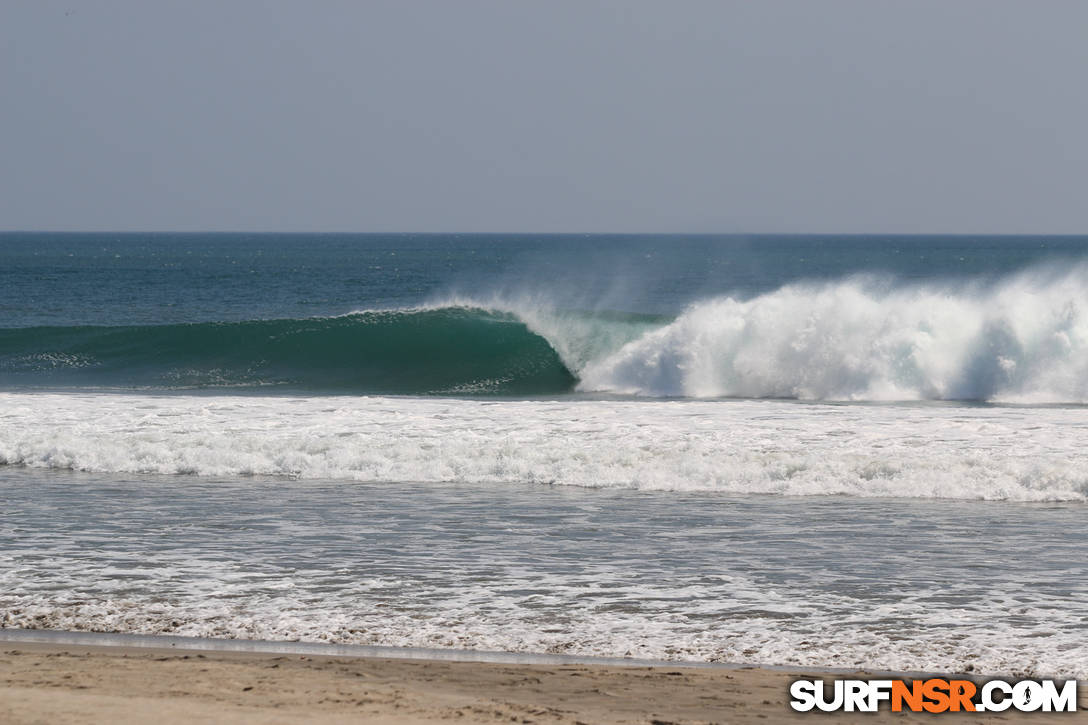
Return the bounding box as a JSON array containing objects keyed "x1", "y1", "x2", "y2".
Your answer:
[{"x1": 0, "y1": 307, "x2": 575, "y2": 395}]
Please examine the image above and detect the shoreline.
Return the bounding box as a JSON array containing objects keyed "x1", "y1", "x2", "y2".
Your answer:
[
  {"x1": 2, "y1": 631, "x2": 1085, "y2": 723},
  {"x1": 0, "y1": 627, "x2": 990, "y2": 679},
  {"x1": 0, "y1": 627, "x2": 736, "y2": 670}
]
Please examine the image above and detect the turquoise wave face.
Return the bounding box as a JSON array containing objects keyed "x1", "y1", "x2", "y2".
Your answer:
[{"x1": 0, "y1": 308, "x2": 577, "y2": 395}]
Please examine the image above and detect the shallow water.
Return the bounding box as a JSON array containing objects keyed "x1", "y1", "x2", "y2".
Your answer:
[{"x1": 3, "y1": 465, "x2": 1085, "y2": 677}]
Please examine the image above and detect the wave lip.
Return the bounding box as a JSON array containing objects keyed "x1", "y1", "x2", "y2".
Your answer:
[{"x1": 0, "y1": 307, "x2": 576, "y2": 396}]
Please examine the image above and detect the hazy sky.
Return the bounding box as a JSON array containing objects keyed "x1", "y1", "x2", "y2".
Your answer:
[{"x1": 3, "y1": 1, "x2": 1087, "y2": 233}]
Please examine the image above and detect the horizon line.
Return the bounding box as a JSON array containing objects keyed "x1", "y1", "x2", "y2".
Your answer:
[{"x1": 3, "y1": 230, "x2": 1087, "y2": 237}]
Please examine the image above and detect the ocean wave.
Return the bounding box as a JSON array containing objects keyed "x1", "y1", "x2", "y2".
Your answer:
[
  {"x1": 577, "y1": 266, "x2": 1088, "y2": 403},
  {"x1": 5, "y1": 265, "x2": 1088, "y2": 402},
  {"x1": 0, "y1": 307, "x2": 576, "y2": 395}
]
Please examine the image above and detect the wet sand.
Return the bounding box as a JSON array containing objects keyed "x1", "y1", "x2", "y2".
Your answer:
[{"x1": 1, "y1": 640, "x2": 1085, "y2": 724}]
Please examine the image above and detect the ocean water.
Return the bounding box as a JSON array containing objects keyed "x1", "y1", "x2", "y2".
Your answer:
[{"x1": 2, "y1": 233, "x2": 1087, "y2": 677}]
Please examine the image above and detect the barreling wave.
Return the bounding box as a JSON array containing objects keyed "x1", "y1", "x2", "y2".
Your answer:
[
  {"x1": 5, "y1": 265, "x2": 1088, "y2": 402},
  {"x1": 0, "y1": 308, "x2": 577, "y2": 395}
]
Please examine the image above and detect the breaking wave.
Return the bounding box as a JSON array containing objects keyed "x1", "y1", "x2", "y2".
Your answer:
[
  {"x1": 578, "y1": 266, "x2": 1088, "y2": 403},
  {"x1": 4, "y1": 266, "x2": 1088, "y2": 402}
]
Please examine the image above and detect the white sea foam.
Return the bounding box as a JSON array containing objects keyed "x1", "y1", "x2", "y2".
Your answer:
[
  {"x1": 573, "y1": 267, "x2": 1088, "y2": 401},
  {"x1": 3, "y1": 472, "x2": 1085, "y2": 677},
  {"x1": 2, "y1": 392, "x2": 1087, "y2": 501},
  {"x1": 5, "y1": 577, "x2": 1083, "y2": 678}
]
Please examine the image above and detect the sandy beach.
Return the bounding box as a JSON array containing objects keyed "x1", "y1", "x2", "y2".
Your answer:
[{"x1": 0, "y1": 640, "x2": 1082, "y2": 724}]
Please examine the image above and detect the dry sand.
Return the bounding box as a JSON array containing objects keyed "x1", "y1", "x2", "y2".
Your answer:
[{"x1": 1, "y1": 641, "x2": 1085, "y2": 724}]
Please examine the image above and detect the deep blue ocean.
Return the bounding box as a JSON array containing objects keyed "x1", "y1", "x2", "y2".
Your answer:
[{"x1": 2, "y1": 233, "x2": 1087, "y2": 677}]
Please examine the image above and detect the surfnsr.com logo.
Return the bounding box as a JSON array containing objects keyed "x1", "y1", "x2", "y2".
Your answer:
[{"x1": 789, "y1": 678, "x2": 1078, "y2": 713}]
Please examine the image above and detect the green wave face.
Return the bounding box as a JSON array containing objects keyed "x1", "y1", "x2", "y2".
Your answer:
[{"x1": 0, "y1": 308, "x2": 578, "y2": 395}]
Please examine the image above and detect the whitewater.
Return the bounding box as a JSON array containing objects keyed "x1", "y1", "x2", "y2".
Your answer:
[
  {"x1": 3, "y1": 392, "x2": 1088, "y2": 502},
  {"x1": 521, "y1": 264, "x2": 1088, "y2": 402}
]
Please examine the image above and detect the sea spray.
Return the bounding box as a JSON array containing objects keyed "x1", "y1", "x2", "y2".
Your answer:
[{"x1": 578, "y1": 267, "x2": 1088, "y2": 402}]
